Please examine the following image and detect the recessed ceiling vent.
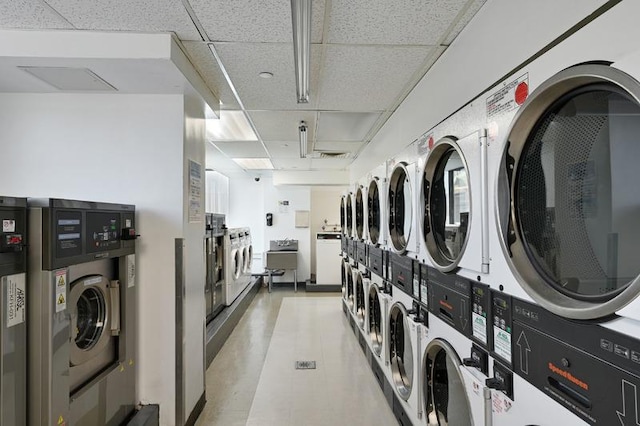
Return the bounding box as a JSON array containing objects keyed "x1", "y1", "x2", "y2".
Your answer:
[
  {"x1": 19, "y1": 66, "x2": 117, "y2": 91},
  {"x1": 312, "y1": 151, "x2": 350, "y2": 159}
]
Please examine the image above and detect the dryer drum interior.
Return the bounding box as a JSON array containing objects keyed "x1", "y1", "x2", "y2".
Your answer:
[
  {"x1": 355, "y1": 273, "x2": 366, "y2": 328},
  {"x1": 233, "y1": 249, "x2": 242, "y2": 279},
  {"x1": 355, "y1": 187, "x2": 365, "y2": 240},
  {"x1": 389, "y1": 303, "x2": 413, "y2": 400},
  {"x1": 346, "y1": 194, "x2": 354, "y2": 237},
  {"x1": 368, "y1": 179, "x2": 381, "y2": 245},
  {"x1": 346, "y1": 264, "x2": 354, "y2": 309},
  {"x1": 368, "y1": 285, "x2": 383, "y2": 356},
  {"x1": 423, "y1": 339, "x2": 473, "y2": 426},
  {"x1": 388, "y1": 163, "x2": 412, "y2": 253},
  {"x1": 341, "y1": 259, "x2": 347, "y2": 298},
  {"x1": 499, "y1": 64, "x2": 640, "y2": 318},
  {"x1": 244, "y1": 245, "x2": 253, "y2": 273},
  {"x1": 423, "y1": 139, "x2": 471, "y2": 271}
]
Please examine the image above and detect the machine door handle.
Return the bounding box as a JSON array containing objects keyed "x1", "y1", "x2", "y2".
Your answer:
[{"x1": 109, "y1": 280, "x2": 121, "y2": 336}]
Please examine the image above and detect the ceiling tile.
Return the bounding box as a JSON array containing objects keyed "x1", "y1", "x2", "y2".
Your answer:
[
  {"x1": 214, "y1": 42, "x2": 322, "y2": 110},
  {"x1": 318, "y1": 44, "x2": 433, "y2": 111},
  {"x1": 443, "y1": 0, "x2": 487, "y2": 45},
  {"x1": 189, "y1": 0, "x2": 326, "y2": 43},
  {"x1": 327, "y1": 0, "x2": 467, "y2": 45},
  {"x1": 310, "y1": 158, "x2": 351, "y2": 170},
  {"x1": 313, "y1": 141, "x2": 364, "y2": 153},
  {"x1": 316, "y1": 112, "x2": 381, "y2": 141},
  {"x1": 212, "y1": 141, "x2": 268, "y2": 158},
  {"x1": 45, "y1": 0, "x2": 201, "y2": 40},
  {"x1": 249, "y1": 110, "x2": 317, "y2": 142},
  {"x1": 0, "y1": 0, "x2": 73, "y2": 29},
  {"x1": 272, "y1": 158, "x2": 312, "y2": 170},
  {"x1": 263, "y1": 141, "x2": 300, "y2": 159},
  {"x1": 183, "y1": 42, "x2": 238, "y2": 109}
]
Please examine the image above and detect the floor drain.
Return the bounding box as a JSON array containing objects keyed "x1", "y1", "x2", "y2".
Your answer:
[{"x1": 295, "y1": 360, "x2": 316, "y2": 370}]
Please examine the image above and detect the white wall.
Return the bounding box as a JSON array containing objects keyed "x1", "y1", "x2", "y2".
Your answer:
[
  {"x1": 0, "y1": 92, "x2": 202, "y2": 425},
  {"x1": 310, "y1": 187, "x2": 345, "y2": 276}
]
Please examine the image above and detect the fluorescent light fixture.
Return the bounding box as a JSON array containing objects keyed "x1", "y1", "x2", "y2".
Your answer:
[
  {"x1": 206, "y1": 110, "x2": 258, "y2": 141},
  {"x1": 299, "y1": 121, "x2": 308, "y2": 158},
  {"x1": 232, "y1": 158, "x2": 274, "y2": 170},
  {"x1": 291, "y1": 0, "x2": 311, "y2": 103}
]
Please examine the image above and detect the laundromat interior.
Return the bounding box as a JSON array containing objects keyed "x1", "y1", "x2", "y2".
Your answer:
[{"x1": 2, "y1": 0, "x2": 640, "y2": 425}]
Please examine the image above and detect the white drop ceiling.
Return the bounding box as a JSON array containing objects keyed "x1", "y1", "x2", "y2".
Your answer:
[{"x1": 0, "y1": 0, "x2": 487, "y2": 175}]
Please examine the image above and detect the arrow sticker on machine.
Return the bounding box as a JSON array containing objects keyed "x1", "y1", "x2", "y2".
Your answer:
[
  {"x1": 617, "y1": 380, "x2": 640, "y2": 426},
  {"x1": 517, "y1": 331, "x2": 531, "y2": 375}
]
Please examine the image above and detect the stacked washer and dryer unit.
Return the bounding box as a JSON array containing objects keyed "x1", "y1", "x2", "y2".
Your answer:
[
  {"x1": 343, "y1": 3, "x2": 640, "y2": 425},
  {"x1": 205, "y1": 213, "x2": 226, "y2": 322},
  {"x1": 223, "y1": 227, "x2": 253, "y2": 306}
]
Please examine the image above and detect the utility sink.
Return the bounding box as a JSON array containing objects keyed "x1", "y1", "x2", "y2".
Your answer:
[{"x1": 269, "y1": 240, "x2": 298, "y2": 252}]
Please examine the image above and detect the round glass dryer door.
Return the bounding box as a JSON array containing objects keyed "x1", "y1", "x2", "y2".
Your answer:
[
  {"x1": 355, "y1": 272, "x2": 366, "y2": 328},
  {"x1": 346, "y1": 264, "x2": 354, "y2": 311},
  {"x1": 423, "y1": 339, "x2": 473, "y2": 426},
  {"x1": 340, "y1": 196, "x2": 346, "y2": 235},
  {"x1": 341, "y1": 258, "x2": 348, "y2": 300},
  {"x1": 355, "y1": 187, "x2": 365, "y2": 240},
  {"x1": 422, "y1": 138, "x2": 471, "y2": 272},
  {"x1": 346, "y1": 194, "x2": 354, "y2": 238},
  {"x1": 233, "y1": 249, "x2": 242, "y2": 280},
  {"x1": 388, "y1": 163, "x2": 413, "y2": 253},
  {"x1": 498, "y1": 64, "x2": 640, "y2": 319},
  {"x1": 244, "y1": 245, "x2": 253, "y2": 273},
  {"x1": 69, "y1": 275, "x2": 114, "y2": 367},
  {"x1": 368, "y1": 178, "x2": 381, "y2": 245},
  {"x1": 388, "y1": 302, "x2": 413, "y2": 400},
  {"x1": 368, "y1": 284, "x2": 383, "y2": 356}
]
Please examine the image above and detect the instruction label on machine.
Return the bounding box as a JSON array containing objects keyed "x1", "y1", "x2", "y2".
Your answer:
[
  {"x1": 5, "y1": 273, "x2": 26, "y2": 328},
  {"x1": 486, "y1": 73, "x2": 529, "y2": 119},
  {"x1": 473, "y1": 312, "x2": 488, "y2": 345},
  {"x1": 494, "y1": 326, "x2": 512, "y2": 362},
  {"x1": 55, "y1": 269, "x2": 67, "y2": 313}
]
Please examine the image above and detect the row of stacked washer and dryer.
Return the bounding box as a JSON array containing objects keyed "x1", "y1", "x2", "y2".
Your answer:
[{"x1": 339, "y1": 3, "x2": 640, "y2": 425}]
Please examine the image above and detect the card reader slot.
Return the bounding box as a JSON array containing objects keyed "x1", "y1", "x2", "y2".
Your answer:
[{"x1": 548, "y1": 377, "x2": 591, "y2": 410}]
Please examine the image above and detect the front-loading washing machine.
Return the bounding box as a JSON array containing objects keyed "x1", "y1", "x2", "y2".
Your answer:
[
  {"x1": 205, "y1": 213, "x2": 225, "y2": 323},
  {"x1": 240, "y1": 227, "x2": 252, "y2": 289},
  {"x1": 27, "y1": 198, "x2": 138, "y2": 426},
  {"x1": 367, "y1": 169, "x2": 387, "y2": 249},
  {"x1": 223, "y1": 228, "x2": 243, "y2": 306},
  {"x1": 0, "y1": 196, "x2": 27, "y2": 426},
  {"x1": 367, "y1": 275, "x2": 392, "y2": 383},
  {"x1": 355, "y1": 183, "x2": 367, "y2": 244}
]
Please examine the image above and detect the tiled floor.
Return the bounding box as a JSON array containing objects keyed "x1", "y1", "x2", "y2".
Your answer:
[{"x1": 195, "y1": 288, "x2": 396, "y2": 425}]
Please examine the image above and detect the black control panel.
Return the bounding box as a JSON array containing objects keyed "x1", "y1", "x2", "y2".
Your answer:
[
  {"x1": 490, "y1": 291, "x2": 513, "y2": 366},
  {"x1": 471, "y1": 282, "x2": 491, "y2": 349},
  {"x1": 36, "y1": 198, "x2": 136, "y2": 270},
  {"x1": 389, "y1": 252, "x2": 413, "y2": 296},
  {"x1": 427, "y1": 267, "x2": 471, "y2": 337},
  {"x1": 411, "y1": 260, "x2": 420, "y2": 301},
  {"x1": 341, "y1": 234, "x2": 347, "y2": 254},
  {"x1": 466, "y1": 344, "x2": 489, "y2": 376},
  {"x1": 367, "y1": 245, "x2": 385, "y2": 278},
  {"x1": 489, "y1": 361, "x2": 514, "y2": 400},
  {"x1": 0, "y1": 197, "x2": 27, "y2": 277},
  {"x1": 356, "y1": 241, "x2": 367, "y2": 266},
  {"x1": 418, "y1": 263, "x2": 428, "y2": 308},
  {"x1": 512, "y1": 298, "x2": 640, "y2": 425},
  {"x1": 206, "y1": 213, "x2": 225, "y2": 237},
  {"x1": 347, "y1": 238, "x2": 355, "y2": 259}
]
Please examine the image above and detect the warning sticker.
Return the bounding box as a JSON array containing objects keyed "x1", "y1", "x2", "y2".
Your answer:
[
  {"x1": 486, "y1": 73, "x2": 529, "y2": 119},
  {"x1": 472, "y1": 312, "x2": 487, "y2": 345},
  {"x1": 494, "y1": 326, "x2": 512, "y2": 362},
  {"x1": 5, "y1": 273, "x2": 26, "y2": 328},
  {"x1": 492, "y1": 391, "x2": 513, "y2": 413},
  {"x1": 417, "y1": 133, "x2": 433, "y2": 156},
  {"x1": 127, "y1": 256, "x2": 136, "y2": 288},
  {"x1": 2, "y1": 219, "x2": 15, "y2": 232},
  {"x1": 55, "y1": 269, "x2": 67, "y2": 313},
  {"x1": 413, "y1": 277, "x2": 420, "y2": 299}
]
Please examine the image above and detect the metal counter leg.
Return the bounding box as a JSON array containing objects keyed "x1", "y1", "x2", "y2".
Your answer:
[
  {"x1": 268, "y1": 270, "x2": 272, "y2": 293},
  {"x1": 294, "y1": 270, "x2": 297, "y2": 292}
]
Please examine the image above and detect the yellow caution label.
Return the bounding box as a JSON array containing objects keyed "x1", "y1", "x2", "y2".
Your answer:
[
  {"x1": 119, "y1": 363, "x2": 125, "y2": 372},
  {"x1": 58, "y1": 415, "x2": 64, "y2": 425},
  {"x1": 57, "y1": 294, "x2": 65, "y2": 305},
  {"x1": 58, "y1": 276, "x2": 65, "y2": 286},
  {"x1": 129, "y1": 359, "x2": 134, "y2": 366}
]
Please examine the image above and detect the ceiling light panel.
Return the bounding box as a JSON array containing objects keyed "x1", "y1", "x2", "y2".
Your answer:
[
  {"x1": 0, "y1": 0, "x2": 74, "y2": 29},
  {"x1": 20, "y1": 66, "x2": 116, "y2": 91},
  {"x1": 212, "y1": 141, "x2": 268, "y2": 158},
  {"x1": 207, "y1": 110, "x2": 257, "y2": 141},
  {"x1": 316, "y1": 112, "x2": 381, "y2": 141},
  {"x1": 189, "y1": 0, "x2": 326, "y2": 43},
  {"x1": 45, "y1": 0, "x2": 201, "y2": 40},
  {"x1": 318, "y1": 44, "x2": 433, "y2": 111},
  {"x1": 443, "y1": 0, "x2": 488, "y2": 45},
  {"x1": 232, "y1": 158, "x2": 274, "y2": 170},
  {"x1": 327, "y1": 0, "x2": 467, "y2": 45},
  {"x1": 249, "y1": 111, "x2": 316, "y2": 142},
  {"x1": 214, "y1": 42, "x2": 322, "y2": 110},
  {"x1": 183, "y1": 42, "x2": 239, "y2": 110},
  {"x1": 272, "y1": 158, "x2": 311, "y2": 170}
]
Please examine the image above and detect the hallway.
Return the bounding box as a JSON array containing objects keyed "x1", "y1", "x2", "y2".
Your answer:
[{"x1": 195, "y1": 289, "x2": 396, "y2": 425}]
